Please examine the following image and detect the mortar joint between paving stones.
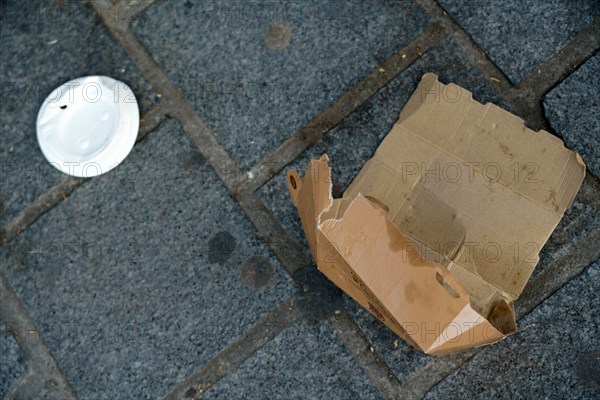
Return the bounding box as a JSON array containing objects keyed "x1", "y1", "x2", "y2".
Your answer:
[{"x1": 0, "y1": 273, "x2": 77, "y2": 399}]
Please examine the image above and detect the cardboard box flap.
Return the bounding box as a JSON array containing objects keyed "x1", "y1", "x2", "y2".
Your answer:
[
  {"x1": 341, "y1": 73, "x2": 585, "y2": 303},
  {"x1": 288, "y1": 158, "x2": 506, "y2": 354},
  {"x1": 317, "y1": 194, "x2": 505, "y2": 354},
  {"x1": 287, "y1": 156, "x2": 334, "y2": 259},
  {"x1": 289, "y1": 157, "x2": 421, "y2": 350}
]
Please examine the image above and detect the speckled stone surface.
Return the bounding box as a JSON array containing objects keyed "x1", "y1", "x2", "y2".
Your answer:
[
  {"x1": 132, "y1": 0, "x2": 430, "y2": 171},
  {"x1": 257, "y1": 37, "x2": 508, "y2": 261},
  {"x1": 204, "y1": 319, "x2": 383, "y2": 400},
  {"x1": 344, "y1": 298, "x2": 431, "y2": 383},
  {"x1": 424, "y1": 260, "x2": 600, "y2": 400},
  {"x1": 0, "y1": 0, "x2": 157, "y2": 227},
  {"x1": 438, "y1": 0, "x2": 600, "y2": 83},
  {"x1": 0, "y1": 120, "x2": 294, "y2": 399},
  {"x1": 544, "y1": 53, "x2": 600, "y2": 178},
  {"x1": 0, "y1": 324, "x2": 26, "y2": 397},
  {"x1": 534, "y1": 175, "x2": 600, "y2": 279}
]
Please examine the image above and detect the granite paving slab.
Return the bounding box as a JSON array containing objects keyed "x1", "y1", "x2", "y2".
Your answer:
[
  {"x1": 0, "y1": 120, "x2": 294, "y2": 399},
  {"x1": 0, "y1": 323, "x2": 27, "y2": 397},
  {"x1": 544, "y1": 53, "x2": 600, "y2": 178},
  {"x1": 204, "y1": 319, "x2": 383, "y2": 400},
  {"x1": 437, "y1": 0, "x2": 600, "y2": 83}
]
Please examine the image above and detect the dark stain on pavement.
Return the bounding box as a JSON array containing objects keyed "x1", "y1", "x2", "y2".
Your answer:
[
  {"x1": 576, "y1": 349, "x2": 600, "y2": 389},
  {"x1": 264, "y1": 21, "x2": 291, "y2": 50},
  {"x1": 241, "y1": 255, "x2": 275, "y2": 290},
  {"x1": 180, "y1": 150, "x2": 206, "y2": 170},
  {"x1": 208, "y1": 231, "x2": 236, "y2": 265}
]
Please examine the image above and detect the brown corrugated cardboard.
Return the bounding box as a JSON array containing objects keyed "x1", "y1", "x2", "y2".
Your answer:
[{"x1": 287, "y1": 73, "x2": 586, "y2": 355}]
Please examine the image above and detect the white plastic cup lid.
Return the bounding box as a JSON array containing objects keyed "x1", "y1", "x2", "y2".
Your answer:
[{"x1": 36, "y1": 75, "x2": 139, "y2": 178}]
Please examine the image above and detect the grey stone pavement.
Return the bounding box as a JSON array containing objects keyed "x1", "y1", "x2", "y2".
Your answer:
[{"x1": 0, "y1": 0, "x2": 598, "y2": 399}]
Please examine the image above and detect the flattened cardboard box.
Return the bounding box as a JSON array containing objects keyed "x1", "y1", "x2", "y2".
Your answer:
[{"x1": 287, "y1": 73, "x2": 585, "y2": 355}]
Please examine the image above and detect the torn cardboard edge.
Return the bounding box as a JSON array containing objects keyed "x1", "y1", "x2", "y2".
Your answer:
[{"x1": 287, "y1": 73, "x2": 585, "y2": 355}]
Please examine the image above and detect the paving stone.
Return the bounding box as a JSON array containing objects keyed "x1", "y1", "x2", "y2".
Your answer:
[
  {"x1": 544, "y1": 53, "x2": 600, "y2": 178},
  {"x1": 437, "y1": 0, "x2": 600, "y2": 83},
  {"x1": 0, "y1": 120, "x2": 294, "y2": 399},
  {"x1": 132, "y1": 0, "x2": 430, "y2": 171},
  {"x1": 0, "y1": 323, "x2": 27, "y2": 397},
  {"x1": 204, "y1": 319, "x2": 383, "y2": 400},
  {"x1": 0, "y1": 0, "x2": 157, "y2": 226},
  {"x1": 424, "y1": 260, "x2": 600, "y2": 400},
  {"x1": 534, "y1": 174, "x2": 600, "y2": 279}
]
